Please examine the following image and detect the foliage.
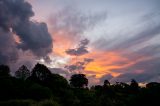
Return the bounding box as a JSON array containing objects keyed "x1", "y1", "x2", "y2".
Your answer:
[
  {"x1": 27, "y1": 84, "x2": 52, "y2": 100},
  {"x1": 29, "y1": 63, "x2": 51, "y2": 82},
  {"x1": 15, "y1": 65, "x2": 30, "y2": 80},
  {"x1": 70, "y1": 74, "x2": 88, "y2": 88},
  {"x1": 0, "y1": 64, "x2": 160, "y2": 106}
]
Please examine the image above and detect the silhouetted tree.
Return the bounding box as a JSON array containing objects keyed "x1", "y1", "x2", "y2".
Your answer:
[
  {"x1": 2, "y1": 64, "x2": 160, "y2": 106},
  {"x1": 130, "y1": 79, "x2": 139, "y2": 93},
  {"x1": 15, "y1": 65, "x2": 30, "y2": 80},
  {"x1": 146, "y1": 82, "x2": 160, "y2": 89},
  {"x1": 130, "y1": 79, "x2": 139, "y2": 88},
  {"x1": 43, "y1": 73, "x2": 69, "y2": 92},
  {"x1": 29, "y1": 63, "x2": 51, "y2": 82},
  {"x1": 103, "y1": 80, "x2": 110, "y2": 87},
  {"x1": 131, "y1": 79, "x2": 138, "y2": 85},
  {"x1": 0, "y1": 65, "x2": 10, "y2": 77},
  {"x1": 70, "y1": 74, "x2": 88, "y2": 88}
]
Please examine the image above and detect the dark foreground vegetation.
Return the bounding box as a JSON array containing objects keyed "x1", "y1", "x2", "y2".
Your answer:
[{"x1": 0, "y1": 64, "x2": 160, "y2": 106}]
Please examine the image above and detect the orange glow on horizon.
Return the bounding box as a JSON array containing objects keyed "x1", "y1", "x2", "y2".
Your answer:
[{"x1": 82, "y1": 51, "x2": 151, "y2": 78}]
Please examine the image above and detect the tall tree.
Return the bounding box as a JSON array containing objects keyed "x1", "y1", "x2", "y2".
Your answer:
[
  {"x1": 130, "y1": 79, "x2": 139, "y2": 88},
  {"x1": 15, "y1": 65, "x2": 30, "y2": 80},
  {"x1": 103, "y1": 80, "x2": 110, "y2": 87},
  {"x1": 30, "y1": 63, "x2": 51, "y2": 81},
  {"x1": 70, "y1": 74, "x2": 88, "y2": 88},
  {"x1": 130, "y1": 79, "x2": 139, "y2": 93}
]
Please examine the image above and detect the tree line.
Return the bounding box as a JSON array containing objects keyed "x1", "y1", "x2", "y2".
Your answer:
[{"x1": 0, "y1": 63, "x2": 160, "y2": 106}]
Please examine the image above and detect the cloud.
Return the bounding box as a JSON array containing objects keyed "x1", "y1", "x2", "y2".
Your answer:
[
  {"x1": 14, "y1": 21, "x2": 52, "y2": 56},
  {"x1": 0, "y1": 0, "x2": 34, "y2": 31},
  {"x1": 65, "y1": 39, "x2": 89, "y2": 56},
  {"x1": 93, "y1": 23, "x2": 160, "y2": 53},
  {"x1": 0, "y1": 28, "x2": 18, "y2": 64},
  {"x1": 48, "y1": 7, "x2": 107, "y2": 56},
  {"x1": 109, "y1": 56, "x2": 160, "y2": 83},
  {"x1": 49, "y1": 7, "x2": 107, "y2": 37},
  {"x1": 65, "y1": 58, "x2": 94, "y2": 72},
  {"x1": 0, "y1": 0, "x2": 53, "y2": 66},
  {"x1": 112, "y1": 24, "x2": 160, "y2": 51},
  {"x1": 88, "y1": 12, "x2": 160, "y2": 84},
  {"x1": 50, "y1": 67, "x2": 69, "y2": 77},
  {"x1": 84, "y1": 58, "x2": 94, "y2": 63},
  {"x1": 65, "y1": 39, "x2": 94, "y2": 73}
]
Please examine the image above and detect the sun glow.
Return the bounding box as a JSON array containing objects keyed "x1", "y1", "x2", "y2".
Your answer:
[{"x1": 81, "y1": 51, "x2": 151, "y2": 78}]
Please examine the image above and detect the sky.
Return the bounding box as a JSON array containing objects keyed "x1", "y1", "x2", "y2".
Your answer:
[{"x1": 0, "y1": 0, "x2": 160, "y2": 85}]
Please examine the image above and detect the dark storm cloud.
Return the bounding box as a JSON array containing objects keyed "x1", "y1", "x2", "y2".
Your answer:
[
  {"x1": 0, "y1": 0, "x2": 34, "y2": 31},
  {"x1": 0, "y1": 0, "x2": 53, "y2": 65},
  {"x1": 14, "y1": 21, "x2": 52, "y2": 56},
  {"x1": 66, "y1": 39, "x2": 89, "y2": 56},
  {"x1": 0, "y1": 28, "x2": 18, "y2": 64}
]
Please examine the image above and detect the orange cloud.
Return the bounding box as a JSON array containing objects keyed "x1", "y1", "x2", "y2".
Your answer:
[{"x1": 81, "y1": 51, "x2": 151, "y2": 78}]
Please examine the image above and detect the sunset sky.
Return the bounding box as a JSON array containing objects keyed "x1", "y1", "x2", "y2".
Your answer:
[{"x1": 0, "y1": 0, "x2": 160, "y2": 85}]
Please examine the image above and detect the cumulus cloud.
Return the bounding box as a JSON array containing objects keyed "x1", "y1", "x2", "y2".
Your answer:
[
  {"x1": 14, "y1": 21, "x2": 52, "y2": 56},
  {"x1": 0, "y1": 0, "x2": 53, "y2": 66},
  {"x1": 0, "y1": 28, "x2": 18, "y2": 64}
]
